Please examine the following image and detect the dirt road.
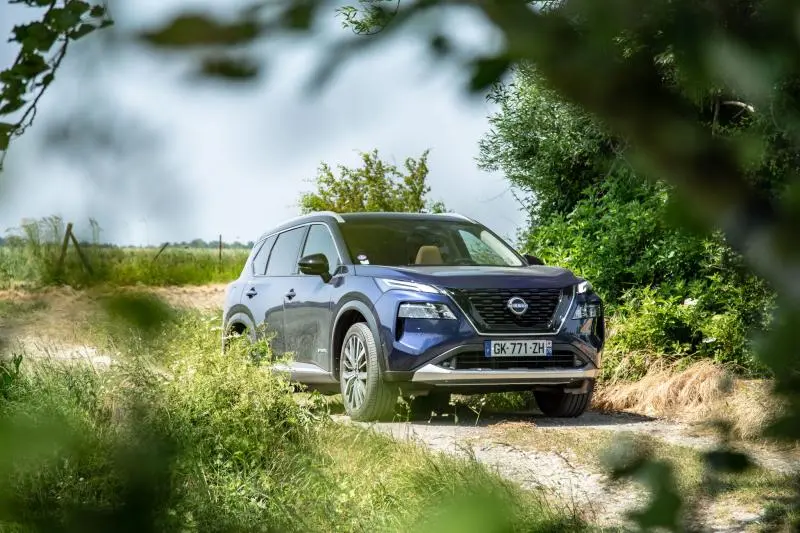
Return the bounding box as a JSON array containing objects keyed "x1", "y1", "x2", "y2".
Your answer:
[{"x1": 341, "y1": 408, "x2": 795, "y2": 531}]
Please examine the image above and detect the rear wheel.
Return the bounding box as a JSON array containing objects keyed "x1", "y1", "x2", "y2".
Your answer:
[
  {"x1": 534, "y1": 384, "x2": 594, "y2": 418},
  {"x1": 222, "y1": 322, "x2": 253, "y2": 352},
  {"x1": 340, "y1": 323, "x2": 397, "y2": 421}
]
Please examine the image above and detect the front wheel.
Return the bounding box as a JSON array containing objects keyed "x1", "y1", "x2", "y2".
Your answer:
[
  {"x1": 340, "y1": 322, "x2": 397, "y2": 421},
  {"x1": 534, "y1": 384, "x2": 594, "y2": 418}
]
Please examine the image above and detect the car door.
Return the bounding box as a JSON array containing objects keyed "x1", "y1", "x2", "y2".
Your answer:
[
  {"x1": 261, "y1": 226, "x2": 309, "y2": 357},
  {"x1": 283, "y1": 223, "x2": 341, "y2": 371},
  {"x1": 240, "y1": 235, "x2": 278, "y2": 345}
]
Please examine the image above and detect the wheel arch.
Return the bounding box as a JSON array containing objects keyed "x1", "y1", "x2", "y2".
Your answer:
[
  {"x1": 330, "y1": 298, "x2": 385, "y2": 378},
  {"x1": 222, "y1": 307, "x2": 257, "y2": 350}
]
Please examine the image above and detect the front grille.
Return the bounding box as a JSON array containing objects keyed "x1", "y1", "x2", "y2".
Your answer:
[
  {"x1": 437, "y1": 350, "x2": 581, "y2": 370},
  {"x1": 448, "y1": 287, "x2": 563, "y2": 333}
]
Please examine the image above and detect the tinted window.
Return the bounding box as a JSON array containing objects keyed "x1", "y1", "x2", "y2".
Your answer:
[
  {"x1": 266, "y1": 227, "x2": 307, "y2": 276},
  {"x1": 301, "y1": 224, "x2": 340, "y2": 275},
  {"x1": 338, "y1": 217, "x2": 524, "y2": 267},
  {"x1": 251, "y1": 235, "x2": 276, "y2": 275}
]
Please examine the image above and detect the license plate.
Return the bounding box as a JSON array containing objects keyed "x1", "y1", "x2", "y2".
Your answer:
[{"x1": 484, "y1": 340, "x2": 553, "y2": 357}]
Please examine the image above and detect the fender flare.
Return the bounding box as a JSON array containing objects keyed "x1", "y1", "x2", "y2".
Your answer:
[
  {"x1": 330, "y1": 297, "x2": 387, "y2": 375},
  {"x1": 223, "y1": 308, "x2": 257, "y2": 344}
]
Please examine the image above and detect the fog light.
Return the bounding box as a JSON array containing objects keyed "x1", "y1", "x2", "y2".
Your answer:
[
  {"x1": 398, "y1": 302, "x2": 457, "y2": 320},
  {"x1": 572, "y1": 304, "x2": 601, "y2": 320}
]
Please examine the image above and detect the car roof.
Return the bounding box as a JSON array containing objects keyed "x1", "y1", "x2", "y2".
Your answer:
[{"x1": 256, "y1": 211, "x2": 477, "y2": 242}]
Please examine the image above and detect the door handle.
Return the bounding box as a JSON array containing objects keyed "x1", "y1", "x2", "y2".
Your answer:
[
  {"x1": 245, "y1": 287, "x2": 258, "y2": 298},
  {"x1": 285, "y1": 289, "x2": 296, "y2": 300}
]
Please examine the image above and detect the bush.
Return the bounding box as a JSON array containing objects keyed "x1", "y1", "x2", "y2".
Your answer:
[{"x1": 527, "y1": 174, "x2": 775, "y2": 379}]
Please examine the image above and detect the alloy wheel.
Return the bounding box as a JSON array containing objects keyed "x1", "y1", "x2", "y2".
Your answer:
[{"x1": 342, "y1": 333, "x2": 368, "y2": 412}]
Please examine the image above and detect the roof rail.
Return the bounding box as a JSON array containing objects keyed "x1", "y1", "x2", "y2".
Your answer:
[
  {"x1": 315, "y1": 210, "x2": 345, "y2": 223},
  {"x1": 272, "y1": 211, "x2": 345, "y2": 230},
  {"x1": 436, "y1": 212, "x2": 475, "y2": 223}
]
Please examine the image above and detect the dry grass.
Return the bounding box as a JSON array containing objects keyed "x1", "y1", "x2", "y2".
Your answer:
[{"x1": 595, "y1": 360, "x2": 782, "y2": 441}]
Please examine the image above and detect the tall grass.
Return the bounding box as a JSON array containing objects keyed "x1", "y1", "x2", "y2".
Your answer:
[
  {"x1": 0, "y1": 308, "x2": 583, "y2": 532},
  {"x1": 0, "y1": 217, "x2": 249, "y2": 288}
]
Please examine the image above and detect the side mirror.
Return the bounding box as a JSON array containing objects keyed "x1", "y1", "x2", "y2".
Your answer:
[
  {"x1": 298, "y1": 253, "x2": 331, "y2": 282},
  {"x1": 524, "y1": 253, "x2": 544, "y2": 266}
]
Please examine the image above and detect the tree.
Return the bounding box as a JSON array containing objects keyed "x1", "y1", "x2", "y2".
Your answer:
[
  {"x1": 479, "y1": 64, "x2": 616, "y2": 225},
  {"x1": 298, "y1": 149, "x2": 445, "y2": 214}
]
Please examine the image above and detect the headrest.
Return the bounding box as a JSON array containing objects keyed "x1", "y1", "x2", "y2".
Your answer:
[{"x1": 415, "y1": 245, "x2": 443, "y2": 265}]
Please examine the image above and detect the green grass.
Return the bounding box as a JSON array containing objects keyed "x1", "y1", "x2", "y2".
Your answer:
[
  {"x1": 0, "y1": 308, "x2": 583, "y2": 533},
  {"x1": 0, "y1": 216, "x2": 250, "y2": 288},
  {"x1": 0, "y1": 244, "x2": 248, "y2": 288}
]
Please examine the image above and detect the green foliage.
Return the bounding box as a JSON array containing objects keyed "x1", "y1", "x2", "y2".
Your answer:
[
  {"x1": 0, "y1": 217, "x2": 249, "y2": 288},
  {"x1": 0, "y1": 1, "x2": 111, "y2": 165},
  {"x1": 480, "y1": 69, "x2": 777, "y2": 379},
  {"x1": 0, "y1": 310, "x2": 577, "y2": 532},
  {"x1": 480, "y1": 65, "x2": 614, "y2": 224},
  {"x1": 337, "y1": 1, "x2": 401, "y2": 36},
  {"x1": 299, "y1": 149, "x2": 445, "y2": 214}
]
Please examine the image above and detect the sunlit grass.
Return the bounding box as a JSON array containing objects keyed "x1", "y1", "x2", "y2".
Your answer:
[
  {"x1": 0, "y1": 307, "x2": 584, "y2": 532},
  {"x1": 0, "y1": 244, "x2": 248, "y2": 288}
]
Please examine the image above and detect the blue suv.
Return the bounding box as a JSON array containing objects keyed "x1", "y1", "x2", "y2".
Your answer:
[{"x1": 223, "y1": 212, "x2": 604, "y2": 421}]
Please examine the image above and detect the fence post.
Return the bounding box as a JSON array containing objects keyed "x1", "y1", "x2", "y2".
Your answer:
[
  {"x1": 57, "y1": 222, "x2": 73, "y2": 274},
  {"x1": 219, "y1": 234, "x2": 223, "y2": 266},
  {"x1": 152, "y1": 242, "x2": 169, "y2": 263},
  {"x1": 68, "y1": 230, "x2": 94, "y2": 275}
]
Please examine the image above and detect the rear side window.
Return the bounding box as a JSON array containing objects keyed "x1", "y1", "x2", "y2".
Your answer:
[
  {"x1": 301, "y1": 224, "x2": 340, "y2": 275},
  {"x1": 266, "y1": 226, "x2": 308, "y2": 276},
  {"x1": 251, "y1": 235, "x2": 276, "y2": 275}
]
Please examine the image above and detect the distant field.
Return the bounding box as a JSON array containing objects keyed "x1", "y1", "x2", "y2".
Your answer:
[{"x1": 0, "y1": 244, "x2": 250, "y2": 288}]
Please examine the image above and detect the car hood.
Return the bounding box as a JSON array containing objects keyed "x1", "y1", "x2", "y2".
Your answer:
[{"x1": 352, "y1": 264, "x2": 580, "y2": 290}]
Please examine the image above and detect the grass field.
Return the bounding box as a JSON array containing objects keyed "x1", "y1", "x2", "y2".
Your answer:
[
  {"x1": 0, "y1": 244, "x2": 249, "y2": 288},
  {"x1": 0, "y1": 216, "x2": 250, "y2": 288}
]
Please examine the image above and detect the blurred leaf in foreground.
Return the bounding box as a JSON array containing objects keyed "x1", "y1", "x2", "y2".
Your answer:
[
  {"x1": 99, "y1": 292, "x2": 176, "y2": 336},
  {"x1": 139, "y1": 13, "x2": 261, "y2": 48}
]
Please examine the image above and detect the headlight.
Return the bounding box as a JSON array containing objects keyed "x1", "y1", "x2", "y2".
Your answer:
[
  {"x1": 398, "y1": 302, "x2": 457, "y2": 320},
  {"x1": 572, "y1": 304, "x2": 602, "y2": 320},
  {"x1": 376, "y1": 278, "x2": 442, "y2": 294}
]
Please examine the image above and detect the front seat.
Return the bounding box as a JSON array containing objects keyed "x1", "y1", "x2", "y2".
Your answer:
[{"x1": 415, "y1": 245, "x2": 443, "y2": 265}]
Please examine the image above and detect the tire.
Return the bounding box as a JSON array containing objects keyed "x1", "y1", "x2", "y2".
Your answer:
[
  {"x1": 222, "y1": 323, "x2": 253, "y2": 353},
  {"x1": 410, "y1": 392, "x2": 451, "y2": 420},
  {"x1": 339, "y1": 322, "x2": 397, "y2": 421},
  {"x1": 534, "y1": 384, "x2": 594, "y2": 418}
]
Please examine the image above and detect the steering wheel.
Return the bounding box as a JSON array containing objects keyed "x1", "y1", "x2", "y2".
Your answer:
[{"x1": 451, "y1": 258, "x2": 478, "y2": 266}]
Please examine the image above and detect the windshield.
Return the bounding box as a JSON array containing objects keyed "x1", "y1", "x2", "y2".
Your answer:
[{"x1": 338, "y1": 217, "x2": 524, "y2": 267}]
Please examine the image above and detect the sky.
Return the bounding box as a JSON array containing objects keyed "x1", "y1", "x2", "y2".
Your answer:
[{"x1": 0, "y1": 0, "x2": 526, "y2": 247}]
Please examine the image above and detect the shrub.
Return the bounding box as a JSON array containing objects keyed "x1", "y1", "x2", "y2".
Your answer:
[{"x1": 527, "y1": 174, "x2": 775, "y2": 380}]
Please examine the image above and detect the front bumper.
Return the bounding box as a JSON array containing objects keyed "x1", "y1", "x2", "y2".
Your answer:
[{"x1": 410, "y1": 365, "x2": 598, "y2": 385}]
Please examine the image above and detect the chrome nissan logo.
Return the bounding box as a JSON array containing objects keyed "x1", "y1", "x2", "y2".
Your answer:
[{"x1": 507, "y1": 296, "x2": 528, "y2": 316}]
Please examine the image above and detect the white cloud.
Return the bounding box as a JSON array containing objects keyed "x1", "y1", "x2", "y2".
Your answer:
[{"x1": 0, "y1": 1, "x2": 525, "y2": 246}]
